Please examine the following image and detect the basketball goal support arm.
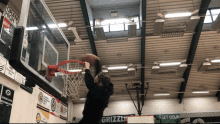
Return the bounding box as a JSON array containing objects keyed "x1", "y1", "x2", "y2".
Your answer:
[
  {"x1": 125, "y1": 83, "x2": 149, "y2": 115},
  {"x1": 125, "y1": 84, "x2": 139, "y2": 114}
]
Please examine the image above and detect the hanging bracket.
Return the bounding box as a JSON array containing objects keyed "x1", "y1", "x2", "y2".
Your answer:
[{"x1": 125, "y1": 83, "x2": 149, "y2": 115}]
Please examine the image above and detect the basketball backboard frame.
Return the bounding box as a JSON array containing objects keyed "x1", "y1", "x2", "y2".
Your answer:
[
  {"x1": 42, "y1": 36, "x2": 59, "y2": 68},
  {"x1": 9, "y1": 0, "x2": 70, "y2": 103}
]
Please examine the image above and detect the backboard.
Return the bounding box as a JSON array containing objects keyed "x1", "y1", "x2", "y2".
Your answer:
[
  {"x1": 127, "y1": 115, "x2": 155, "y2": 123},
  {"x1": 9, "y1": 0, "x2": 70, "y2": 102}
]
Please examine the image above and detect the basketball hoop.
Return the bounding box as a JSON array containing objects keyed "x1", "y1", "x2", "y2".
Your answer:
[{"x1": 47, "y1": 60, "x2": 85, "y2": 101}]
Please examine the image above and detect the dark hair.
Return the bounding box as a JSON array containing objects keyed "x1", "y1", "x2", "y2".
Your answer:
[{"x1": 97, "y1": 72, "x2": 110, "y2": 86}]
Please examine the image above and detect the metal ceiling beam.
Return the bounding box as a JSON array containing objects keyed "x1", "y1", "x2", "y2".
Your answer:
[
  {"x1": 141, "y1": 0, "x2": 146, "y2": 107},
  {"x1": 79, "y1": 0, "x2": 97, "y2": 56},
  {"x1": 178, "y1": 0, "x2": 211, "y2": 104}
]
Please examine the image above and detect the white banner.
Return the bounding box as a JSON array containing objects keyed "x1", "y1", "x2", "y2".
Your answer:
[
  {"x1": 60, "y1": 102, "x2": 68, "y2": 120},
  {"x1": 5, "y1": 61, "x2": 15, "y2": 80},
  {"x1": 0, "y1": 55, "x2": 6, "y2": 74},
  {"x1": 38, "y1": 88, "x2": 51, "y2": 110},
  {"x1": 50, "y1": 96, "x2": 61, "y2": 117}
]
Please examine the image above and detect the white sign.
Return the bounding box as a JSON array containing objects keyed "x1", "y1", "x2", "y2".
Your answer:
[
  {"x1": 50, "y1": 96, "x2": 61, "y2": 117},
  {"x1": 0, "y1": 55, "x2": 7, "y2": 74},
  {"x1": 38, "y1": 88, "x2": 51, "y2": 110},
  {"x1": 60, "y1": 102, "x2": 68, "y2": 120},
  {"x1": 15, "y1": 72, "x2": 23, "y2": 84},
  {"x1": 5, "y1": 61, "x2": 15, "y2": 80}
]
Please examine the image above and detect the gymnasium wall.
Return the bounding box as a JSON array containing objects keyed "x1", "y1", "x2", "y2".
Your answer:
[
  {"x1": 70, "y1": 97, "x2": 220, "y2": 118},
  {"x1": 0, "y1": 73, "x2": 67, "y2": 123}
]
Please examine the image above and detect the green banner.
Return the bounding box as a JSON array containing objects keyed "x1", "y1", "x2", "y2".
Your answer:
[{"x1": 154, "y1": 114, "x2": 181, "y2": 123}]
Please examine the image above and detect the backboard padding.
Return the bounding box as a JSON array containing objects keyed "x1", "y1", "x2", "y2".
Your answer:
[{"x1": 127, "y1": 115, "x2": 155, "y2": 123}]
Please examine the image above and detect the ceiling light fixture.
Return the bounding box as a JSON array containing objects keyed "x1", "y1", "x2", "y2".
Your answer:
[
  {"x1": 192, "y1": 91, "x2": 209, "y2": 94},
  {"x1": 154, "y1": 94, "x2": 170, "y2": 96},
  {"x1": 80, "y1": 98, "x2": 87, "y2": 100},
  {"x1": 211, "y1": 59, "x2": 220, "y2": 63},
  {"x1": 26, "y1": 27, "x2": 38, "y2": 30},
  {"x1": 58, "y1": 23, "x2": 67, "y2": 27},
  {"x1": 108, "y1": 66, "x2": 128, "y2": 70},
  {"x1": 42, "y1": 23, "x2": 67, "y2": 29},
  {"x1": 153, "y1": 19, "x2": 164, "y2": 35},
  {"x1": 160, "y1": 62, "x2": 181, "y2": 67},
  {"x1": 165, "y1": 12, "x2": 191, "y2": 18},
  {"x1": 102, "y1": 69, "x2": 108, "y2": 73}
]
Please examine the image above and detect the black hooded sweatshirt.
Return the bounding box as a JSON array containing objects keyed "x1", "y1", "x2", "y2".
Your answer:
[{"x1": 79, "y1": 60, "x2": 114, "y2": 123}]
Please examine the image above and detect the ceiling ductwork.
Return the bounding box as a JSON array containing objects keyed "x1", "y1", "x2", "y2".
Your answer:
[
  {"x1": 128, "y1": 22, "x2": 137, "y2": 38},
  {"x1": 153, "y1": 19, "x2": 164, "y2": 35},
  {"x1": 185, "y1": 16, "x2": 200, "y2": 33},
  {"x1": 95, "y1": 26, "x2": 106, "y2": 40},
  {"x1": 153, "y1": 10, "x2": 200, "y2": 37},
  {"x1": 198, "y1": 61, "x2": 211, "y2": 72},
  {"x1": 198, "y1": 58, "x2": 220, "y2": 72},
  {"x1": 127, "y1": 64, "x2": 136, "y2": 76},
  {"x1": 68, "y1": 27, "x2": 82, "y2": 41}
]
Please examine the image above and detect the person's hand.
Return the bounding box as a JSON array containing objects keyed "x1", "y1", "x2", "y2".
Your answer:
[{"x1": 85, "y1": 61, "x2": 90, "y2": 69}]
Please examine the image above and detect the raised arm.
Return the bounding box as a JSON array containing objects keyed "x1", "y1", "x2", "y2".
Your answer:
[{"x1": 84, "y1": 62, "x2": 96, "y2": 90}]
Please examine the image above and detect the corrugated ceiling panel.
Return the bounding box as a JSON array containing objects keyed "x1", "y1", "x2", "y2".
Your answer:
[
  {"x1": 95, "y1": 37, "x2": 142, "y2": 65},
  {"x1": 145, "y1": 33, "x2": 193, "y2": 65},
  {"x1": 145, "y1": 0, "x2": 201, "y2": 35},
  {"x1": 185, "y1": 31, "x2": 220, "y2": 97},
  {"x1": 144, "y1": 30, "x2": 194, "y2": 99}
]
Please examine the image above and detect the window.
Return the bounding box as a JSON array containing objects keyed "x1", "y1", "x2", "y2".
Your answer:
[
  {"x1": 102, "y1": 18, "x2": 127, "y2": 32},
  {"x1": 94, "y1": 16, "x2": 140, "y2": 32},
  {"x1": 90, "y1": 21, "x2": 93, "y2": 32},
  {"x1": 125, "y1": 17, "x2": 139, "y2": 30},
  {"x1": 204, "y1": 10, "x2": 212, "y2": 23},
  {"x1": 211, "y1": 9, "x2": 220, "y2": 21},
  {"x1": 204, "y1": 8, "x2": 220, "y2": 24}
]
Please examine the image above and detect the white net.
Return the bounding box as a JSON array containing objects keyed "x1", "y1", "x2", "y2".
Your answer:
[{"x1": 58, "y1": 61, "x2": 84, "y2": 101}]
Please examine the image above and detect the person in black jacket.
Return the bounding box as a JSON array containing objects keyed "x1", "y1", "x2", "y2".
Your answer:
[{"x1": 79, "y1": 55, "x2": 114, "y2": 124}]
